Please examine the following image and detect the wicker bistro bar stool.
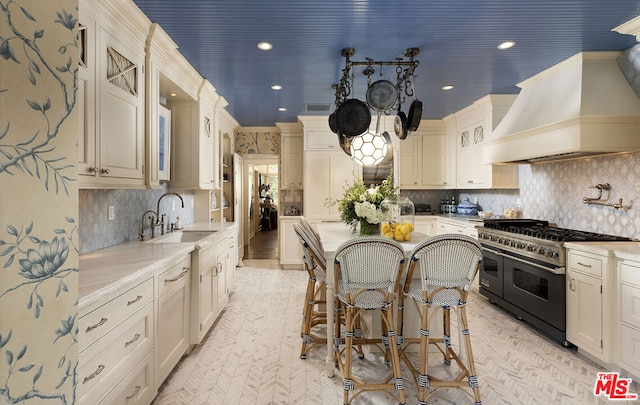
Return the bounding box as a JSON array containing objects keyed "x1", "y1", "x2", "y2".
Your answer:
[
  {"x1": 333, "y1": 236, "x2": 407, "y2": 405},
  {"x1": 292, "y1": 222, "x2": 328, "y2": 359},
  {"x1": 397, "y1": 234, "x2": 484, "y2": 405}
]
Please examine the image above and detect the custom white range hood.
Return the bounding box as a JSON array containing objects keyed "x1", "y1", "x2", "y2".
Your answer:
[{"x1": 484, "y1": 52, "x2": 640, "y2": 164}]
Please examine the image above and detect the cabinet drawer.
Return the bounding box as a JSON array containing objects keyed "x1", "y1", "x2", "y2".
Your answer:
[
  {"x1": 79, "y1": 277, "x2": 153, "y2": 351},
  {"x1": 98, "y1": 350, "x2": 154, "y2": 405},
  {"x1": 157, "y1": 256, "x2": 191, "y2": 296},
  {"x1": 78, "y1": 302, "x2": 153, "y2": 404},
  {"x1": 621, "y1": 284, "x2": 640, "y2": 329},
  {"x1": 568, "y1": 252, "x2": 602, "y2": 277},
  {"x1": 621, "y1": 262, "x2": 640, "y2": 287},
  {"x1": 619, "y1": 325, "x2": 640, "y2": 377}
]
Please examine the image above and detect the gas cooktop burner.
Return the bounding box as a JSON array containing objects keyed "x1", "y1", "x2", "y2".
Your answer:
[{"x1": 482, "y1": 219, "x2": 632, "y2": 242}]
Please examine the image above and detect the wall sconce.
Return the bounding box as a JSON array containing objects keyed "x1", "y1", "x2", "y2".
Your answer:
[{"x1": 350, "y1": 131, "x2": 388, "y2": 166}]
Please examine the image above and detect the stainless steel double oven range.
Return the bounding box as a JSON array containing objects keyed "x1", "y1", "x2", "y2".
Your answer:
[{"x1": 476, "y1": 219, "x2": 631, "y2": 346}]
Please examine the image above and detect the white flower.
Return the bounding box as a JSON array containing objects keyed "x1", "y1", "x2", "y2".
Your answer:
[{"x1": 354, "y1": 201, "x2": 382, "y2": 224}]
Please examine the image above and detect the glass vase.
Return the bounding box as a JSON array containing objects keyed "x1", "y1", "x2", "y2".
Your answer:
[
  {"x1": 380, "y1": 195, "x2": 415, "y2": 241},
  {"x1": 359, "y1": 220, "x2": 380, "y2": 236}
]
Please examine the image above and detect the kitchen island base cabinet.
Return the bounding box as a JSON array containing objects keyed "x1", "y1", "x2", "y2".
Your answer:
[
  {"x1": 156, "y1": 256, "x2": 191, "y2": 387},
  {"x1": 279, "y1": 216, "x2": 304, "y2": 270}
]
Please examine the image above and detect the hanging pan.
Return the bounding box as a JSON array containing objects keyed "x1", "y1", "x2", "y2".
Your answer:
[
  {"x1": 328, "y1": 111, "x2": 338, "y2": 134},
  {"x1": 334, "y1": 98, "x2": 371, "y2": 138},
  {"x1": 406, "y1": 79, "x2": 423, "y2": 132},
  {"x1": 366, "y1": 79, "x2": 398, "y2": 112},
  {"x1": 394, "y1": 107, "x2": 408, "y2": 140}
]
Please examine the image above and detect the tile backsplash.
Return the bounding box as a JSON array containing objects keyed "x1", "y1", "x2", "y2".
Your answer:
[
  {"x1": 79, "y1": 185, "x2": 195, "y2": 254},
  {"x1": 79, "y1": 152, "x2": 640, "y2": 254},
  {"x1": 403, "y1": 152, "x2": 640, "y2": 240}
]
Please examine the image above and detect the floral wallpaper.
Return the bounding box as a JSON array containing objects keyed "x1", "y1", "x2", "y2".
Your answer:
[
  {"x1": 235, "y1": 130, "x2": 280, "y2": 154},
  {"x1": 0, "y1": 1, "x2": 79, "y2": 403}
]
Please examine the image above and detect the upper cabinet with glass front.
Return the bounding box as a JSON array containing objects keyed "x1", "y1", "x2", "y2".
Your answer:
[
  {"x1": 145, "y1": 23, "x2": 202, "y2": 188},
  {"x1": 78, "y1": 0, "x2": 149, "y2": 188}
]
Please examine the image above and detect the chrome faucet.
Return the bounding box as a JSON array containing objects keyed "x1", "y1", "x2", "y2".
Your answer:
[{"x1": 138, "y1": 193, "x2": 185, "y2": 240}]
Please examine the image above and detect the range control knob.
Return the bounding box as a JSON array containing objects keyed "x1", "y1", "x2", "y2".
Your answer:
[
  {"x1": 526, "y1": 244, "x2": 536, "y2": 252},
  {"x1": 537, "y1": 247, "x2": 547, "y2": 256},
  {"x1": 548, "y1": 250, "x2": 559, "y2": 258}
]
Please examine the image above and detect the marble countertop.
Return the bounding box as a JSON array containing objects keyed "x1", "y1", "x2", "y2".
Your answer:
[
  {"x1": 563, "y1": 241, "x2": 640, "y2": 260},
  {"x1": 79, "y1": 221, "x2": 239, "y2": 311}
]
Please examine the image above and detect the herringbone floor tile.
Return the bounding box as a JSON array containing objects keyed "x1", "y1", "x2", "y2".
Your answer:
[{"x1": 152, "y1": 261, "x2": 639, "y2": 405}]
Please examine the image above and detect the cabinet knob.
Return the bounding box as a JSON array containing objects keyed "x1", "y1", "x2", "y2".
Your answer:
[
  {"x1": 89, "y1": 167, "x2": 99, "y2": 173},
  {"x1": 101, "y1": 168, "x2": 110, "y2": 174}
]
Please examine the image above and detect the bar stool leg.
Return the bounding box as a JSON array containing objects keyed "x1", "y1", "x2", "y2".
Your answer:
[
  {"x1": 381, "y1": 306, "x2": 406, "y2": 405},
  {"x1": 459, "y1": 305, "x2": 481, "y2": 404},
  {"x1": 342, "y1": 306, "x2": 355, "y2": 405},
  {"x1": 417, "y1": 301, "x2": 431, "y2": 404}
]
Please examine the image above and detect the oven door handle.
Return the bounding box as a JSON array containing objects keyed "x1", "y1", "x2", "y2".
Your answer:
[{"x1": 501, "y1": 252, "x2": 566, "y2": 275}]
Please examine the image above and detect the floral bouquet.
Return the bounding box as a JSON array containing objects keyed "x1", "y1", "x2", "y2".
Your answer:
[{"x1": 326, "y1": 172, "x2": 398, "y2": 235}]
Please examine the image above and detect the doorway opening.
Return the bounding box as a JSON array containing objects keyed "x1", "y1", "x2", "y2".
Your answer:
[{"x1": 243, "y1": 157, "x2": 279, "y2": 260}]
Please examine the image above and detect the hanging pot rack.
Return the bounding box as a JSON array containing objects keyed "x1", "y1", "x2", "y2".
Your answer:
[{"x1": 333, "y1": 47, "x2": 420, "y2": 111}]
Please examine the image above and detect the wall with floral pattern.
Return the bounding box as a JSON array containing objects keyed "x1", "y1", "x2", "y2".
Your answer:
[
  {"x1": 235, "y1": 130, "x2": 280, "y2": 154},
  {"x1": 0, "y1": 1, "x2": 79, "y2": 403}
]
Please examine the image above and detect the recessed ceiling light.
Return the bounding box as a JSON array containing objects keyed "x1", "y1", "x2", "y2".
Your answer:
[
  {"x1": 497, "y1": 41, "x2": 516, "y2": 50},
  {"x1": 169, "y1": 92, "x2": 177, "y2": 97},
  {"x1": 257, "y1": 42, "x2": 273, "y2": 51},
  {"x1": 442, "y1": 85, "x2": 454, "y2": 91},
  {"x1": 271, "y1": 85, "x2": 282, "y2": 90},
  {"x1": 278, "y1": 107, "x2": 287, "y2": 112}
]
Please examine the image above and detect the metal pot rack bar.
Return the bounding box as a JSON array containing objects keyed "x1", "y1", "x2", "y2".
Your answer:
[{"x1": 333, "y1": 47, "x2": 420, "y2": 108}]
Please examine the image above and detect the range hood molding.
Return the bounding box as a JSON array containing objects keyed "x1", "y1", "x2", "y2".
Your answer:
[{"x1": 484, "y1": 52, "x2": 640, "y2": 164}]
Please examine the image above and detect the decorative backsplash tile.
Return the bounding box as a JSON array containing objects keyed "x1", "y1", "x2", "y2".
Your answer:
[
  {"x1": 403, "y1": 152, "x2": 640, "y2": 239},
  {"x1": 79, "y1": 186, "x2": 195, "y2": 254}
]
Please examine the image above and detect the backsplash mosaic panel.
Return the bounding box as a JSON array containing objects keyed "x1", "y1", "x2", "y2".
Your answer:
[
  {"x1": 79, "y1": 186, "x2": 195, "y2": 254},
  {"x1": 403, "y1": 152, "x2": 640, "y2": 239}
]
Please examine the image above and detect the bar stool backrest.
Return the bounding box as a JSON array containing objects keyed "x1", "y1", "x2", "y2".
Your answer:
[
  {"x1": 299, "y1": 217, "x2": 324, "y2": 251},
  {"x1": 293, "y1": 223, "x2": 326, "y2": 270},
  {"x1": 334, "y1": 236, "x2": 405, "y2": 291},
  {"x1": 408, "y1": 234, "x2": 483, "y2": 292}
]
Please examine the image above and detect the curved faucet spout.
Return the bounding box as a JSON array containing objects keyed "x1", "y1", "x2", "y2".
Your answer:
[{"x1": 156, "y1": 192, "x2": 185, "y2": 216}]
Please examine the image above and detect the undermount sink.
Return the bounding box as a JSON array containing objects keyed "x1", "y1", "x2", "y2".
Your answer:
[{"x1": 148, "y1": 230, "x2": 217, "y2": 243}]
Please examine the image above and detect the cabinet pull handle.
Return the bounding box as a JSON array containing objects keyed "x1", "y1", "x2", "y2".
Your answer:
[
  {"x1": 100, "y1": 168, "x2": 110, "y2": 174},
  {"x1": 126, "y1": 385, "x2": 141, "y2": 400},
  {"x1": 127, "y1": 295, "x2": 143, "y2": 306},
  {"x1": 569, "y1": 278, "x2": 575, "y2": 291},
  {"x1": 85, "y1": 317, "x2": 107, "y2": 333},
  {"x1": 83, "y1": 364, "x2": 105, "y2": 384},
  {"x1": 164, "y1": 268, "x2": 189, "y2": 284},
  {"x1": 577, "y1": 262, "x2": 592, "y2": 268},
  {"x1": 217, "y1": 263, "x2": 223, "y2": 274},
  {"x1": 212, "y1": 265, "x2": 217, "y2": 277},
  {"x1": 125, "y1": 333, "x2": 141, "y2": 347}
]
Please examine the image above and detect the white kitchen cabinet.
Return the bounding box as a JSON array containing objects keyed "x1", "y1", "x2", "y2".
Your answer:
[
  {"x1": 155, "y1": 256, "x2": 191, "y2": 387},
  {"x1": 399, "y1": 121, "x2": 453, "y2": 189},
  {"x1": 413, "y1": 217, "x2": 437, "y2": 237},
  {"x1": 78, "y1": 1, "x2": 148, "y2": 188},
  {"x1": 453, "y1": 95, "x2": 519, "y2": 189},
  {"x1": 145, "y1": 23, "x2": 202, "y2": 187},
  {"x1": 279, "y1": 123, "x2": 304, "y2": 191},
  {"x1": 215, "y1": 248, "x2": 228, "y2": 310},
  {"x1": 170, "y1": 84, "x2": 218, "y2": 190},
  {"x1": 566, "y1": 248, "x2": 615, "y2": 363},
  {"x1": 97, "y1": 351, "x2": 154, "y2": 405},
  {"x1": 435, "y1": 217, "x2": 479, "y2": 239},
  {"x1": 78, "y1": 277, "x2": 154, "y2": 404},
  {"x1": 305, "y1": 129, "x2": 341, "y2": 150},
  {"x1": 617, "y1": 259, "x2": 640, "y2": 378},
  {"x1": 224, "y1": 233, "x2": 238, "y2": 295},
  {"x1": 303, "y1": 150, "x2": 361, "y2": 220},
  {"x1": 190, "y1": 239, "x2": 222, "y2": 345},
  {"x1": 279, "y1": 216, "x2": 304, "y2": 270}
]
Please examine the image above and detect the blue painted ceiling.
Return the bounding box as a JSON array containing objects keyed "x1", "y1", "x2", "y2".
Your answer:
[{"x1": 132, "y1": 0, "x2": 640, "y2": 127}]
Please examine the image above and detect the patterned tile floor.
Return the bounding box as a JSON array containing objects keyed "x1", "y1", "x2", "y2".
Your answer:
[{"x1": 152, "y1": 260, "x2": 639, "y2": 405}]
